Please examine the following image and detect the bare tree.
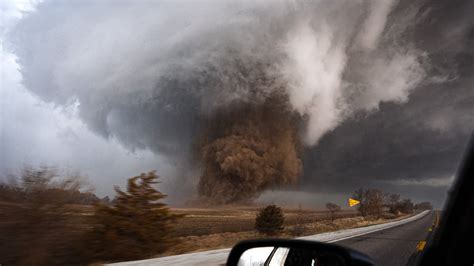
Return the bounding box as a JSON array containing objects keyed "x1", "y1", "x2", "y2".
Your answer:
[
  {"x1": 352, "y1": 188, "x2": 384, "y2": 219},
  {"x1": 352, "y1": 188, "x2": 368, "y2": 217},
  {"x1": 366, "y1": 189, "x2": 384, "y2": 218},
  {"x1": 387, "y1": 193, "x2": 401, "y2": 214},
  {"x1": 398, "y1": 198, "x2": 414, "y2": 213},
  {"x1": 326, "y1": 202, "x2": 341, "y2": 221}
]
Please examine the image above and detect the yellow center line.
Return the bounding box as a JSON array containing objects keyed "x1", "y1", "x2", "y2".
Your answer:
[
  {"x1": 434, "y1": 212, "x2": 440, "y2": 228},
  {"x1": 416, "y1": 213, "x2": 438, "y2": 252},
  {"x1": 416, "y1": 241, "x2": 427, "y2": 251}
]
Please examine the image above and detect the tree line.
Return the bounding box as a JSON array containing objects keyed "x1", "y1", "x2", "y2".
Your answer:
[
  {"x1": 0, "y1": 167, "x2": 111, "y2": 205},
  {"x1": 352, "y1": 187, "x2": 433, "y2": 219}
]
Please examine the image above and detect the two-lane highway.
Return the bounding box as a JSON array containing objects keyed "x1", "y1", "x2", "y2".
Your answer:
[{"x1": 335, "y1": 211, "x2": 436, "y2": 266}]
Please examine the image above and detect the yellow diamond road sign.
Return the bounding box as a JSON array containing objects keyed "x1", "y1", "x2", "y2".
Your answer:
[{"x1": 349, "y1": 198, "x2": 360, "y2": 207}]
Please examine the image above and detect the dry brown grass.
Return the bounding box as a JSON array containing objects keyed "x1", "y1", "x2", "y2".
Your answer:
[
  {"x1": 155, "y1": 206, "x2": 409, "y2": 257},
  {"x1": 170, "y1": 207, "x2": 358, "y2": 237}
]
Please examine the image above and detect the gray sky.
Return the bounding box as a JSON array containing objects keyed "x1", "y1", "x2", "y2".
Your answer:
[
  {"x1": 0, "y1": 1, "x2": 176, "y2": 198},
  {"x1": 1, "y1": 0, "x2": 473, "y2": 208}
]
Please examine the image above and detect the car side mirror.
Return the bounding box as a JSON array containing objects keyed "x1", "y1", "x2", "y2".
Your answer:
[{"x1": 226, "y1": 239, "x2": 375, "y2": 266}]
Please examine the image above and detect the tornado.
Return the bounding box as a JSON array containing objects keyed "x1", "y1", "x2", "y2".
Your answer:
[{"x1": 197, "y1": 94, "x2": 302, "y2": 204}]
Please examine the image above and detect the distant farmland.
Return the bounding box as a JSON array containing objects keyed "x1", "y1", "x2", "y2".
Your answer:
[{"x1": 171, "y1": 207, "x2": 358, "y2": 237}]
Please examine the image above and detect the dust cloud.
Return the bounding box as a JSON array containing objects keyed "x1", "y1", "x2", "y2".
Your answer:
[{"x1": 197, "y1": 94, "x2": 302, "y2": 203}]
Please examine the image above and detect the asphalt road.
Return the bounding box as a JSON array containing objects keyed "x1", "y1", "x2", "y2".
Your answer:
[
  {"x1": 109, "y1": 211, "x2": 432, "y2": 266},
  {"x1": 335, "y1": 211, "x2": 436, "y2": 266}
]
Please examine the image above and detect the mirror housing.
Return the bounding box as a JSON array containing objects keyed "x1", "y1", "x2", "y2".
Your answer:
[{"x1": 227, "y1": 239, "x2": 374, "y2": 266}]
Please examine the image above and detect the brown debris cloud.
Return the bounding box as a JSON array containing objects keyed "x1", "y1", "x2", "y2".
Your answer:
[{"x1": 197, "y1": 94, "x2": 303, "y2": 204}]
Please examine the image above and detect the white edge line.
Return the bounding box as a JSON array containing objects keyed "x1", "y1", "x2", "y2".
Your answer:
[{"x1": 327, "y1": 210, "x2": 431, "y2": 243}]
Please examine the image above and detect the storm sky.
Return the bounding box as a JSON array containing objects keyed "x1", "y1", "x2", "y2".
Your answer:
[{"x1": 1, "y1": 0, "x2": 473, "y2": 208}]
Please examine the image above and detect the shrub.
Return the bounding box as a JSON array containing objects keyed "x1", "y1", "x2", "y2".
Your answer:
[{"x1": 255, "y1": 204, "x2": 285, "y2": 236}]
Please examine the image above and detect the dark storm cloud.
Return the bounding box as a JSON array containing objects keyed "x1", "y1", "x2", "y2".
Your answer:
[
  {"x1": 7, "y1": 0, "x2": 427, "y2": 150},
  {"x1": 301, "y1": 0, "x2": 474, "y2": 202},
  {"x1": 4, "y1": 0, "x2": 473, "y2": 205}
]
